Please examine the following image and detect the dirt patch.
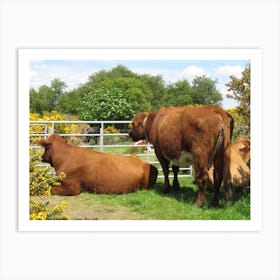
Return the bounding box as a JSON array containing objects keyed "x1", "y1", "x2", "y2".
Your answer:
[
  {"x1": 31, "y1": 195, "x2": 145, "y2": 220},
  {"x1": 66, "y1": 201, "x2": 144, "y2": 220}
]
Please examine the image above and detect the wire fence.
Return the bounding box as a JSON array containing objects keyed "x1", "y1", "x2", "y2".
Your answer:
[{"x1": 30, "y1": 120, "x2": 193, "y2": 178}]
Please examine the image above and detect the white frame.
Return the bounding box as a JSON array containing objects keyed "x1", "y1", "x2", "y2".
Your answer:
[{"x1": 18, "y1": 48, "x2": 262, "y2": 232}]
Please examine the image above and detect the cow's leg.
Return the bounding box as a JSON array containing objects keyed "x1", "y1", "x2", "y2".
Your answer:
[
  {"x1": 162, "y1": 158, "x2": 172, "y2": 193},
  {"x1": 156, "y1": 150, "x2": 172, "y2": 193},
  {"x1": 212, "y1": 152, "x2": 223, "y2": 207},
  {"x1": 172, "y1": 165, "x2": 181, "y2": 191},
  {"x1": 51, "y1": 178, "x2": 82, "y2": 196},
  {"x1": 193, "y1": 153, "x2": 209, "y2": 207}
]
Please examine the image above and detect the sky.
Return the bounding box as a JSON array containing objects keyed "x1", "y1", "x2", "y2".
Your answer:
[{"x1": 30, "y1": 59, "x2": 249, "y2": 109}]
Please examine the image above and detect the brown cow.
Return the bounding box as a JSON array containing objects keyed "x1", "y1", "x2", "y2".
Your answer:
[
  {"x1": 208, "y1": 138, "x2": 250, "y2": 189},
  {"x1": 235, "y1": 137, "x2": 250, "y2": 164},
  {"x1": 38, "y1": 134, "x2": 158, "y2": 196},
  {"x1": 129, "y1": 105, "x2": 234, "y2": 207}
]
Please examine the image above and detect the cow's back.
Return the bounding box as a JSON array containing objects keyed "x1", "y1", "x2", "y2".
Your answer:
[
  {"x1": 149, "y1": 106, "x2": 225, "y2": 164},
  {"x1": 75, "y1": 153, "x2": 156, "y2": 194}
]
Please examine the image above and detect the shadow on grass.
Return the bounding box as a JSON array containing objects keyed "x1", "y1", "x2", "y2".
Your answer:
[
  {"x1": 151, "y1": 182, "x2": 250, "y2": 209},
  {"x1": 152, "y1": 183, "x2": 197, "y2": 204}
]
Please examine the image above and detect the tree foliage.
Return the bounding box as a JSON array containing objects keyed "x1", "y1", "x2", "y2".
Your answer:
[
  {"x1": 30, "y1": 78, "x2": 67, "y2": 114},
  {"x1": 226, "y1": 108, "x2": 248, "y2": 139},
  {"x1": 226, "y1": 63, "x2": 250, "y2": 129},
  {"x1": 57, "y1": 89, "x2": 85, "y2": 115},
  {"x1": 77, "y1": 87, "x2": 135, "y2": 121},
  {"x1": 30, "y1": 65, "x2": 224, "y2": 120},
  {"x1": 138, "y1": 74, "x2": 166, "y2": 110},
  {"x1": 191, "y1": 75, "x2": 222, "y2": 105},
  {"x1": 163, "y1": 80, "x2": 192, "y2": 106},
  {"x1": 84, "y1": 65, "x2": 153, "y2": 112}
]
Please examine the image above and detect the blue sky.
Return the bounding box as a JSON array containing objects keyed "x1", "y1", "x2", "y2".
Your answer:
[{"x1": 30, "y1": 59, "x2": 249, "y2": 109}]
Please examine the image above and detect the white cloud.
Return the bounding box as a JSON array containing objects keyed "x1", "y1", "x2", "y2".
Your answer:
[
  {"x1": 215, "y1": 65, "x2": 243, "y2": 79},
  {"x1": 30, "y1": 61, "x2": 99, "y2": 90},
  {"x1": 131, "y1": 67, "x2": 177, "y2": 83},
  {"x1": 164, "y1": 66, "x2": 211, "y2": 84},
  {"x1": 213, "y1": 65, "x2": 244, "y2": 109},
  {"x1": 181, "y1": 66, "x2": 207, "y2": 81},
  {"x1": 133, "y1": 65, "x2": 211, "y2": 85}
]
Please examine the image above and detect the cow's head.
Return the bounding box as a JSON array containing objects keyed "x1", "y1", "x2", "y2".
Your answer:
[
  {"x1": 238, "y1": 139, "x2": 250, "y2": 164},
  {"x1": 129, "y1": 112, "x2": 148, "y2": 142},
  {"x1": 38, "y1": 134, "x2": 64, "y2": 166}
]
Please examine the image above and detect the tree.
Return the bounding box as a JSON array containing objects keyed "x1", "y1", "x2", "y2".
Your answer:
[
  {"x1": 30, "y1": 88, "x2": 45, "y2": 114},
  {"x1": 50, "y1": 78, "x2": 67, "y2": 100},
  {"x1": 163, "y1": 80, "x2": 192, "y2": 106},
  {"x1": 226, "y1": 108, "x2": 248, "y2": 139},
  {"x1": 84, "y1": 65, "x2": 153, "y2": 113},
  {"x1": 49, "y1": 78, "x2": 67, "y2": 108},
  {"x1": 29, "y1": 78, "x2": 67, "y2": 114},
  {"x1": 190, "y1": 75, "x2": 222, "y2": 105},
  {"x1": 57, "y1": 89, "x2": 85, "y2": 115},
  {"x1": 77, "y1": 87, "x2": 135, "y2": 121},
  {"x1": 226, "y1": 63, "x2": 250, "y2": 129},
  {"x1": 139, "y1": 74, "x2": 166, "y2": 110},
  {"x1": 114, "y1": 77, "x2": 153, "y2": 112}
]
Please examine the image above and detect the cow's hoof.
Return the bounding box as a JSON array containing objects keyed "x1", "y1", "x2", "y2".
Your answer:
[
  {"x1": 163, "y1": 186, "x2": 172, "y2": 193},
  {"x1": 195, "y1": 202, "x2": 204, "y2": 208},
  {"x1": 195, "y1": 197, "x2": 205, "y2": 207},
  {"x1": 210, "y1": 198, "x2": 219, "y2": 208},
  {"x1": 173, "y1": 185, "x2": 181, "y2": 192}
]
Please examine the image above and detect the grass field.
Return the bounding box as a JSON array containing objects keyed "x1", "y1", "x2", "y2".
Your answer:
[{"x1": 39, "y1": 177, "x2": 250, "y2": 220}]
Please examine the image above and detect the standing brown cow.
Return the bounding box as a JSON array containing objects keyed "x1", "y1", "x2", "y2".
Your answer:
[
  {"x1": 38, "y1": 134, "x2": 158, "y2": 196},
  {"x1": 129, "y1": 105, "x2": 234, "y2": 206}
]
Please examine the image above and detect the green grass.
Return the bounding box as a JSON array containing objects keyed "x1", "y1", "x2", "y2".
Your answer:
[{"x1": 46, "y1": 177, "x2": 250, "y2": 220}]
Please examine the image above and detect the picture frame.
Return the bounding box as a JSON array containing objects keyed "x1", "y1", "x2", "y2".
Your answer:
[{"x1": 18, "y1": 48, "x2": 262, "y2": 231}]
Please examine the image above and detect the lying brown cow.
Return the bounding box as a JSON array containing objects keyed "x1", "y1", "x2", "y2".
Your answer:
[
  {"x1": 235, "y1": 137, "x2": 250, "y2": 165},
  {"x1": 208, "y1": 138, "x2": 250, "y2": 189},
  {"x1": 38, "y1": 134, "x2": 158, "y2": 195},
  {"x1": 129, "y1": 105, "x2": 234, "y2": 206}
]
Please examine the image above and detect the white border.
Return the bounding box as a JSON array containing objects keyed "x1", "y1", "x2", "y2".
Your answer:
[{"x1": 18, "y1": 48, "x2": 262, "y2": 232}]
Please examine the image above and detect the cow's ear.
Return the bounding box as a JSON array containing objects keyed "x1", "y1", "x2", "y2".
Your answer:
[{"x1": 38, "y1": 139, "x2": 51, "y2": 147}]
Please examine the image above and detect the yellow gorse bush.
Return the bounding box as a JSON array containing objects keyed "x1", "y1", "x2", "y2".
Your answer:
[
  {"x1": 30, "y1": 111, "x2": 83, "y2": 145},
  {"x1": 103, "y1": 125, "x2": 120, "y2": 134},
  {"x1": 29, "y1": 147, "x2": 70, "y2": 220},
  {"x1": 30, "y1": 200, "x2": 70, "y2": 220},
  {"x1": 29, "y1": 147, "x2": 66, "y2": 196}
]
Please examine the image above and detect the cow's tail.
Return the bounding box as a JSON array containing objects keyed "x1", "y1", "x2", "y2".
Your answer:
[
  {"x1": 208, "y1": 117, "x2": 224, "y2": 169},
  {"x1": 222, "y1": 113, "x2": 234, "y2": 200}
]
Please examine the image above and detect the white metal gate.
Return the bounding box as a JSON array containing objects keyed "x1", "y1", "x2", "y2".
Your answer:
[{"x1": 30, "y1": 120, "x2": 193, "y2": 178}]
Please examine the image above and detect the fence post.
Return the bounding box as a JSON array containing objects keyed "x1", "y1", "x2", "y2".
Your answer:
[
  {"x1": 49, "y1": 122, "x2": 55, "y2": 134},
  {"x1": 44, "y1": 124, "x2": 48, "y2": 139},
  {"x1": 100, "y1": 122, "x2": 104, "y2": 152}
]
